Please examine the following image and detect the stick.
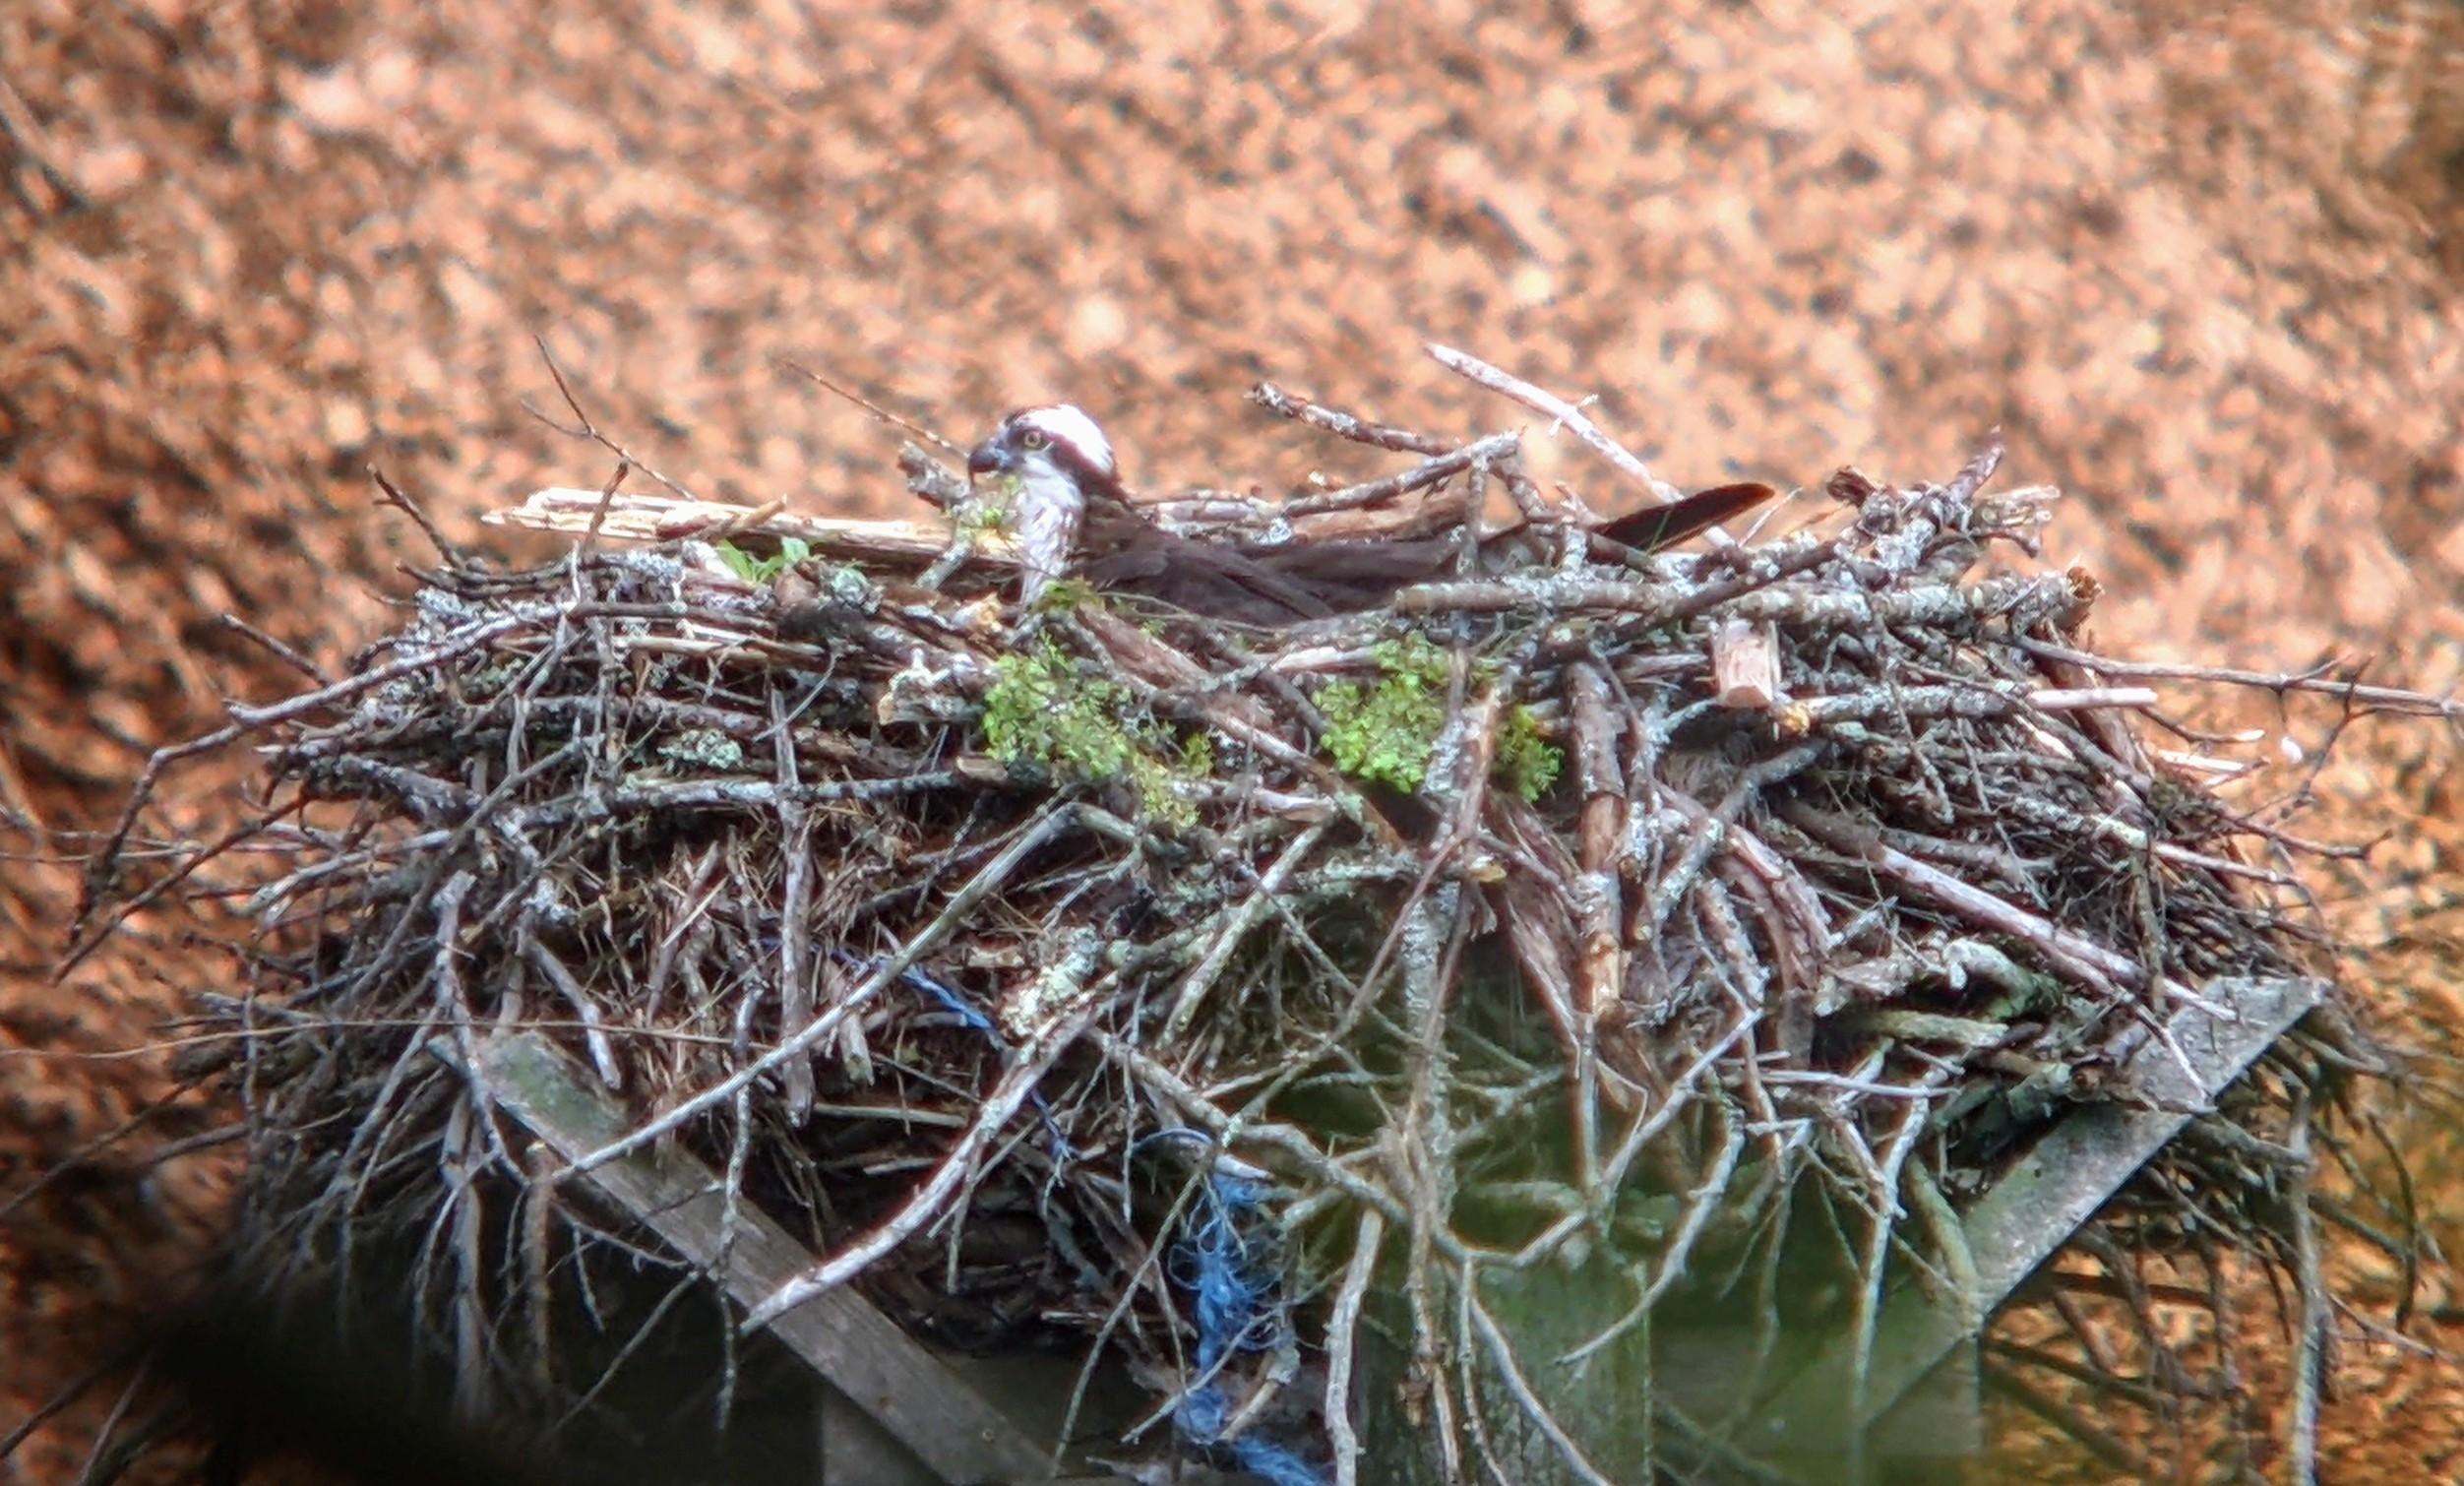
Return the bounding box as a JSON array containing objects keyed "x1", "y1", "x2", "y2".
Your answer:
[
  {"x1": 1324, "y1": 1207, "x2": 1386, "y2": 1486},
  {"x1": 1249, "y1": 382, "x2": 1452, "y2": 455},
  {"x1": 2022, "y1": 639, "x2": 2464, "y2": 721},
  {"x1": 774, "y1": 357, "x2": 965, "y2": 456},
  {"x1": 1426, "y1": 342, "x2": 1729, "y2": 538}
]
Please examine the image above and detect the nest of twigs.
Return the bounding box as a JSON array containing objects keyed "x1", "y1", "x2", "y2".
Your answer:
[{"x1": 84, "y1": 360, "x2": 2428, "y2": 1483}]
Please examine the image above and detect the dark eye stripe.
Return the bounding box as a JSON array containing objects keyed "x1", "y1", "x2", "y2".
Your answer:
[{"x1": 1042, "y1": 438, "x2": 1121, "y2": 497}]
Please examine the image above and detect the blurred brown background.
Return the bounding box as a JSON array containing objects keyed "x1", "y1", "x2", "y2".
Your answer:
[{"x1": 5, "y1": 0, "x2": 2462, "y2": 1477}]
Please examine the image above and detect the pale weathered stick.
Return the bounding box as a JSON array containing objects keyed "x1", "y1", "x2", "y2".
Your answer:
[
  {"x1": 2022, "y1": 639, "x2": 2464, "y2": 722},
  {"x1": 488, "y1": 488, "x2": 1018, "y2": 564},
  {"x1": 1325, "y1": 1207, "x2": 1386, "y2": 1486},
  {"x1": 1423, "y1": 341, "x2": 1744, "y2": 548}
]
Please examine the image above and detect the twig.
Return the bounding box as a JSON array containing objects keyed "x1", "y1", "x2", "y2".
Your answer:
[
  {"x1": 741, "y1": 995, "x2": 1104, "y2": 1330},
  {"x1": 1782, "y1": 803, "x2": 2169, "y2": 999},
  {"x1": 216, "y1": 614, "x2": 329, "y2": 684},
  {"x1": 1841, "y1": 1093, "x2": 1933, "y2": 1478},
  {"x1": 1248, "y1": 382, "x2": 1451, "y2": 455},
  {"x1": 524, "y1": 337, "x2": 698, "y2": 502},
  {"x1": 1559, "y1": 1109, "x2": 1745, "y2": 1364},
  {"x1": 1161, "y1": 822, "x2": 1330, "y2": 1037},
  {"x1": 2022, "y1": 639, "x2": 2464, "y2": 722},
  {"x1": 1282, "y1": 430, "x2": 1521, "y2": 518},
  {"x1": 774, "y1": 357, "x2": 964, "y2": 455},
  {"x1": 1426, "y1": 341, "x2": 1702, "y2": 520},
  {"x1": 1979, "y1": 1356, "x2": 2145, "y2": 1471},
  {"x1": 1463, "y1": 1271, "x2": 1617, "y2": 1486},
  {"x1": 770, "y1": 689, "x2": 817, "y2": 1123},
  {"x1": 1324, "y1": 1207, "x2": 1385, "y2": 1486},
  {"x1": 0, "y1": 1344, "x2": 143, "y2": 1463},
  {"x1": 372, "y1": 465, "x2": 464, "y2": 564}
]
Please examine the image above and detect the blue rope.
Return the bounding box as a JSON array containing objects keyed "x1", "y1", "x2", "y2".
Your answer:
[
  {"x1": 841, "y1": 949, "x2": 1000, "y2": 1036},
  {"x1": 830, "y1": 950, "x2": 1072, "y2": 1161},
  {"x1": 1140, "y1": 1131, "x2": 1325, "y2": 1486}
]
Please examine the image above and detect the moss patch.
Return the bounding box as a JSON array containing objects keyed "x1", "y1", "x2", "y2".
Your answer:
[
  {"x1": 1316, "y1": 639, "x2": 1448, "y2": 794},
  {"x1": 714, "y1": 536, "x2": 812, "y2": 584},
  {"x1": 981, "y1": 640, "x2": 1203, "y2": 825},
  {"x1": 1314, "y1": 635, "x2": 1563, "y2": 801},
  {"x1": 1493, "y1": 703, "x2": 1563, "y2": 802}
]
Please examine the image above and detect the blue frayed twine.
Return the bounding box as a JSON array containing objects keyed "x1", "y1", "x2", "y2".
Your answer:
[
  {"x1": 1140, "y1": 1131, "x2": 1325, "y2": 1486},
  {"x1": 830, "y1": 950, "x2": 1073, "y2": 1162}
]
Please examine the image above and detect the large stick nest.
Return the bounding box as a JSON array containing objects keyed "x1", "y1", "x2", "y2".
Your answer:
[{"x1": 85, "y1": 371, "x2": 2421, "y2": 1482}]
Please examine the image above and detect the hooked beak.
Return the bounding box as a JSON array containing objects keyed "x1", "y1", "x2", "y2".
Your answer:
[{"x1": 965, "y1": 437, "x2": 1015, "y2": 481}]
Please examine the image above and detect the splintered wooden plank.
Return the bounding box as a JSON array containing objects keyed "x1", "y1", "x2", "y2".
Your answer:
[
  {"x1": 1740, "y1": 974, "x2": 2328, "y2": 1457},
  {"x1": 488, "y1": 484, "x2": 1467, "y2": 558},
  {"x1": 486, "y1": 489, "x2": 1014, "y2": 563},
  {"x1": 461, "y1": 1030, "x2": 1057, "y2": 1486}
]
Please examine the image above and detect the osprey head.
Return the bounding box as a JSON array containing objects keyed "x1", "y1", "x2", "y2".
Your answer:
[{"x1": 965, "y1": 403, "x2": 1120, "y2": 497}]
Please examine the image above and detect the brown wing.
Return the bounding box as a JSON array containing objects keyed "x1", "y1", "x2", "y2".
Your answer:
[
  {"x1": 1075, "y1": 482, "x2": 1778, "y2": 625},
  {"x1": 1077, "y1": 523, "x2": 1338, "y2": 625},
  {"x1": 1245, "y1": 536, "x2": 1455, "y2": 612},
  {"x1": 1590, "y1": 481, "x2": 1778, "y2": 553}
]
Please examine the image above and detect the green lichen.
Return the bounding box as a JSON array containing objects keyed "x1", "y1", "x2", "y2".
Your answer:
[
  {"x1": 984, "y1": 641, "x2": 1137, "y2": 778},
  {"x1": 1317, "y1": 671, "x2": 1445, "y2": 794},
  {"x1": 1033, "y1": 577, "x2": 1098, "y2": 614},
  {"x1": 981, "y1": 641, "x2": 1204, "y2": 827},
  {"x1": 714, "y1": 536, "x2": 812, "y2": 585},
  {"x1": 824, "y1": 563, "x2": 879, "y2": 608},
  {"x1": 655, "y1": 728, "x2": 747, "y2": 771},
  {"x1": 1496, "y1": 706, "x2": 1563, "y2": 802},
  {"x1": 968, "y1": 471, "x2": 1022, "y2": 531},
  {"x1": 1314, "y1": 635, "x2": 1565, "y2": 801}
]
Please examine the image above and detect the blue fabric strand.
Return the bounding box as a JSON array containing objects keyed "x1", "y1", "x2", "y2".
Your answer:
[
  {"x1": 831, "y1": 950, "x2": 1073, "y2": 1160},
  {"x1": 1139, "y1": 1130, "x2": 1325, "y2": 1486}
]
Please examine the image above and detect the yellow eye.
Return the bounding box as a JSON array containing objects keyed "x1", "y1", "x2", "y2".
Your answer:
[{"x1": 1019, "y1": 428, "x2": 1050, "y2": 452}]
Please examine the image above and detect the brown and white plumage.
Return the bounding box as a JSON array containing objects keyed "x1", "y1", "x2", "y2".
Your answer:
[
  {"x1": 963, "y1": 402, "x2": 1777, "y2": 624},
  {"x1": 964, "y1": 403, "x2": 1115, "y2": 609}
]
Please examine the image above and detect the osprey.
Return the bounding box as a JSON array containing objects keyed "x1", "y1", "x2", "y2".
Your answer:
[
  {"x1": 963, "y1": 403, "x2": 1774, "y2": 624},
  {"x1": 963, "y1": 403, "x2": 1116, "y2": 610}
]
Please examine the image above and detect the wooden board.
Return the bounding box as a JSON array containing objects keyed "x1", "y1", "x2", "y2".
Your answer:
[
  {"x1": 485, "y1": 488, "x2": 1014, "y2": 563},
  {"x1": 1357, "y1": 976, "x2": 2328, "y2": 1484},
  {"x1": 460, "y1": 1030, "x2": 1058, "y2": 1486},
  {"x1": 1736, "y1": 974, "x2": 2328, "y2": 1459}
]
